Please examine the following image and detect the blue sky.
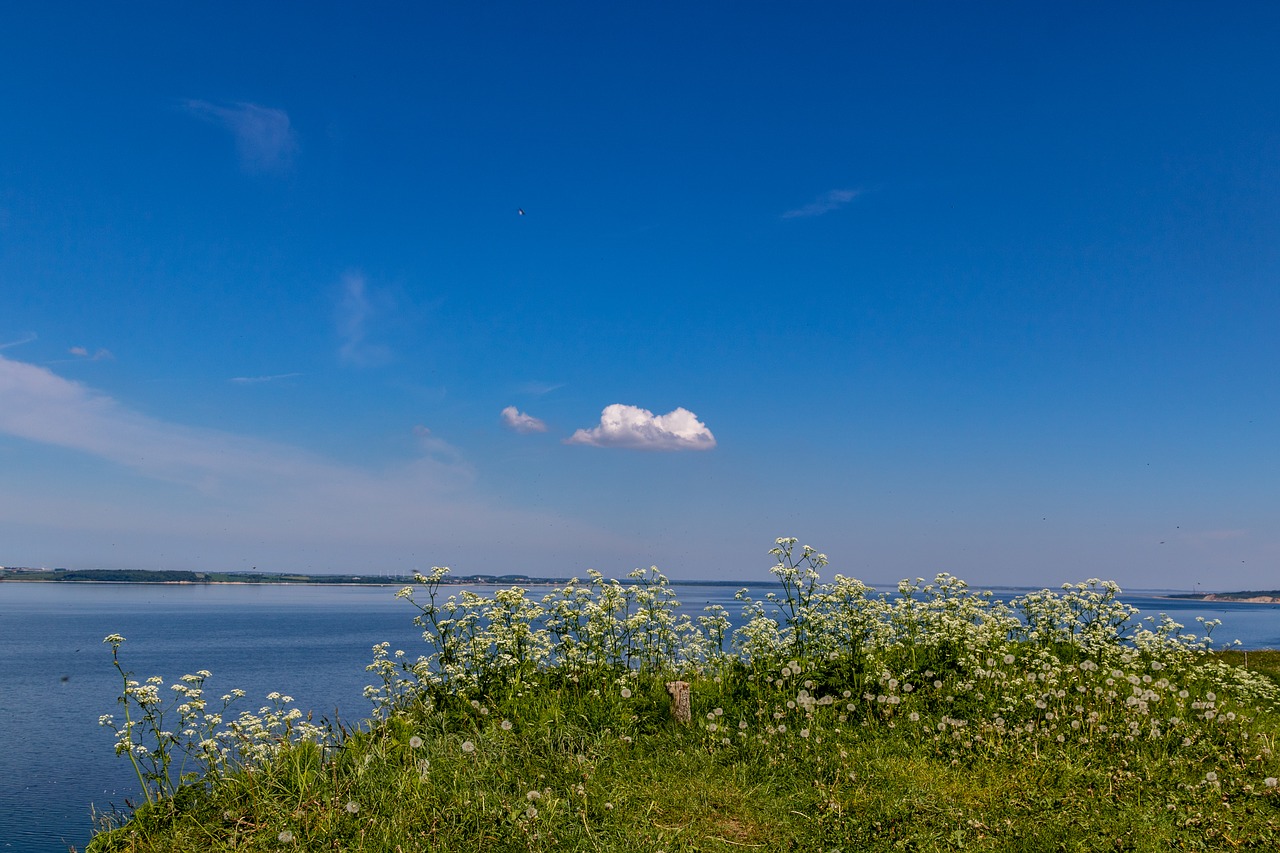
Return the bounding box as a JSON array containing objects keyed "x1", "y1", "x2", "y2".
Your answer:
[{"x1": 2, "y1": 3, "x2": 1278, "y2": 589}]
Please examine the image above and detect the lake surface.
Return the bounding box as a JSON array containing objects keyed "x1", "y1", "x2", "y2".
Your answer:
[{"x1": 2, "y1": 581, "x2": 1277, "y2": 852}]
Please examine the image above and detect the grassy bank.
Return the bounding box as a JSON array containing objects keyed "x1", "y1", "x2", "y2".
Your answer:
[{"x1": 86, "y1": 541, "x2": 1280, "y2": 851}]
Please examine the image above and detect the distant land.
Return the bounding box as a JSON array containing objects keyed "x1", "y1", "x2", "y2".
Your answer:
[
  {"x1": 1, "y1": 567, "x2": 1276, "y2": 599},
  {"x1": 1167, "y1": 591, "x2": 1280, "y2": 604},
  {"x1": 0, "y1": 566, "x2": 749, "y2": 587}
]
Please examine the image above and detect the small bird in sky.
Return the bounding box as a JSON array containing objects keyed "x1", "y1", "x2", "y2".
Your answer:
[{"x1": 518, "y1": 208, "x2": 525, "y2": 216}]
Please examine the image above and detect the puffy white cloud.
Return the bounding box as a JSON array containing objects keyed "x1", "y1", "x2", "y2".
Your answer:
[
  {"x1": 566, "y1": 404, "x2": 716, "y2": 451},
  {"x1": 782, "y1": 188, "x2": 861, "y2": 219},
  {"x1": 501, "y1": 406, "x2": 547, "y2": 434},
  {"x1": 183, "y1": 99, "x2": 298, "y2": 173}
]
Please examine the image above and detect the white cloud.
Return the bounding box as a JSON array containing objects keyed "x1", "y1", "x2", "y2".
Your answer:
[
  {"x1": 782, "y1": 188, "x2": 861, "y2": 219},
  {"x1": 565, "y1": 404, "x2": 716, "y2": 451},
  {"x1": 0, "y1": 332, "x2": 37, "y2": 350},
  {"x1": 184, "y1": 100, "x2": 298, "y2": 173},
  {"x1": 336, "y1": 272, "x2": 391, "y2": 366},
  {"x1": 0, "y1": 352, "x2": 459, "y2": 493},
  {"x1": 517, "y1": 380, "x2": 565, "y2": 396},
  {"x1": 69, "y1": 346, "x2": 114, "y2": 361},
  {"x1": 412, "y1": 424, "x2": 468, "y2": 465},
  {"x1": 0, "y1": 353, "x2": 639, "y2": 571},
  {"x1": 501, "y1": 406, "x2": 547, "y2": 434},
  {"x1": 229, "y1": 373, "x2": 301, "y2": 384}
]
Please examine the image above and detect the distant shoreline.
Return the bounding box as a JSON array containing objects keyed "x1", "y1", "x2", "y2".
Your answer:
[
  {"x1": 0, "y1": 567, "x2": 750, "y2": 588},
  {"x1": 4, "y1": 568, "x2": 1278, "y2": 601},
  {"x1": 1164, "y1": 591, "x2": 1280, "y2": 604}
]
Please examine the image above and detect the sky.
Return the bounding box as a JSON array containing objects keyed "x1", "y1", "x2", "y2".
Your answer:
[{"x1": 1, "y1": 3, "x2": 1278, "y2": 589}]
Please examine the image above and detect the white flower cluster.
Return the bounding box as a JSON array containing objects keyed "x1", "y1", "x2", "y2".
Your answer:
[{"x1": 100, "y1": 634, "x2": 327, "y2": 804}]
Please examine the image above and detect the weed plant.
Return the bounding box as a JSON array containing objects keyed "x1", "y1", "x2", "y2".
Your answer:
[{"x1": 87, "y1": 539, "x2": 1280, "y2": 851}]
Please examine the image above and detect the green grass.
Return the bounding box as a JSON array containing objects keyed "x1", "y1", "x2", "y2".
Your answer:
[
  {"x1": 1215, "y1": 649, "x2": 1280, "y2": 687},
  {"x1": 84, "y1": 545, "x2": 1280, "y2": 851},
  {"x1": 84, "y1": 669, "x2": 1280, "y2": 852}
]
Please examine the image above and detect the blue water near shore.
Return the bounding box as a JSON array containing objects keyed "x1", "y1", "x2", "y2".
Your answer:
[{"x1": 1, "y1": 581, "x2": 1277, "y2": 853}]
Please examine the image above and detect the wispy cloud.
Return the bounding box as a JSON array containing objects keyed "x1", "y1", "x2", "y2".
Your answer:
[
  {"x1": 517, "y1": 380, "x2": 565, "y2": 396},
  {"x1": 0, "y1": 353, "x2": 640, "y2": 572},
  {"x1": 566, "y1": 404, "x2": 716, "y2": 451},
  {"x1": 336, "y1": 272, "x2": 391, "y2": 366},
  {"x1": 413, "y1": 424, "x2": 469, "y2": 464},
  {"x1": 501, "y1": 406, "x2": 548, "y2": 434},
  {"x1": 183, "y1": 100, "x2": 298, "y2": 173},
  {"x1": 0, "y1": 352, "x2": 469, "y2": 521},
  {"x1": 69, "y1": 346, "x2": 114, "y2": 361},
  {"x1": 0, "y1": 332, "x2": 37, "y2": 350},
  {"x1": 1180, "y1": 528, "x2": 1249, "y2": 545},
  {"x1": 0, "y1": 353, "x2": 455, "y2": 491},
  {"x1": 782, "y1": 188, "x2": 861, "y2": 219},
  {"x1": 229, "y1": 372, "x2": 301, "y2": 385}
]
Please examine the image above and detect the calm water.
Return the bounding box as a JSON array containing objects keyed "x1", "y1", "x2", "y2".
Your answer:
[{"x1": 1, "y1": 581, "x2": 1277, "y2": 852}]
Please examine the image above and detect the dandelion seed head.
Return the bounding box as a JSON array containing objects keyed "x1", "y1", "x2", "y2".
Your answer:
[
  {"x1": 461, "y1": 740, "x2": 475, "y2": 753},
  {"x1": 278, "y1": 830, "x2": 295, "y2": 843},
  {"x1": 345, "y1": 801, "x2": 360, "y2": 814}
]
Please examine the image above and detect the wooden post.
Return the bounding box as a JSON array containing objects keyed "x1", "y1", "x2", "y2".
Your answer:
[{"x1": 666, "y1": 680, "x2": 691, "y2": 725}]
